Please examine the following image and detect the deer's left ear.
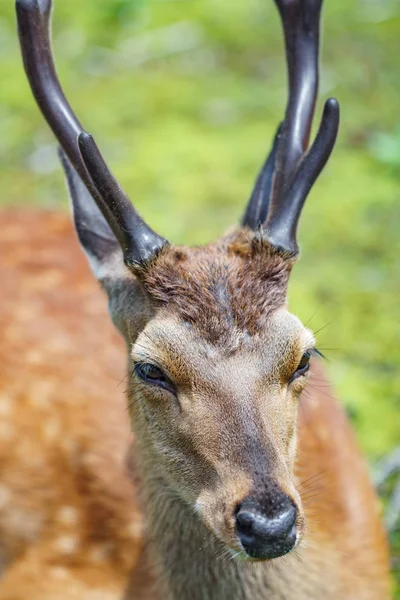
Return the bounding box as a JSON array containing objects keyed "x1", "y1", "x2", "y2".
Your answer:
[{"x1": 59, "y1": 150, "x2": 125, "y2": 282}]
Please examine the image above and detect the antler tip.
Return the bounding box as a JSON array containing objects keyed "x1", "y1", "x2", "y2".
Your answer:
[
  {"x1": 322, "y1": 97, "x2": 340, "y2": 135},
  {"x1": 325, "y1": 97, "x2": 340, "y2": 111},
  {"x1": 78, "y1": 132, "x2": 99, "y2": 165},
  {"x1": 78, "y1": 131, "x2": 94, "y2": 146}
]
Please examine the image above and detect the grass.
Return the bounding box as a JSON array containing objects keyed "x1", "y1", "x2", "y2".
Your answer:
[{"x1": 0, "y1": 0, "x2": 399, "y2": 593}]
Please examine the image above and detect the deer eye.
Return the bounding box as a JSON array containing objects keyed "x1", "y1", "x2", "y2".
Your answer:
[
  {"x1": 134, "y1": 363, "x2": 175, "y2": 394},
  {"x1": 289, "y1": 351, "x2": 311, "y2": 384}
]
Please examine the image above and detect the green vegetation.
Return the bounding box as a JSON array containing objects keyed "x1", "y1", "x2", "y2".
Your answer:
[{"x1": 0, "y1": 0, "x2": 399, "y2": 592}]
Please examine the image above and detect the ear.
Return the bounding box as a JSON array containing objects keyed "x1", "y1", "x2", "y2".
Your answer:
[
  {"x1": 59, "y1": 149, "x2": 125, "y2": 282},
  {"x1": 59, "y1": 150, "x2": 153, "y2": 342}
]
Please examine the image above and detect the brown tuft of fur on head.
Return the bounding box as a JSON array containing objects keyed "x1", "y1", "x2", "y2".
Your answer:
[{"x1": 137, "y1": 229, "x2": 292, "y2": 344}]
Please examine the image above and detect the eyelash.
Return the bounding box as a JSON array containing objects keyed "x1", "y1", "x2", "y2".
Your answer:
[
  {"x1": 134, "y1": 362, "x2": 176, "y2": 395},
  {"x1": 289, "y1": 347, "x2": 322, "y2": 385}
]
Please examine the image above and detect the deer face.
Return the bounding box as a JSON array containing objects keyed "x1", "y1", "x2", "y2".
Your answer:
[{"x1": 103, "y1": 235, "x2": 312, "y2": 560}]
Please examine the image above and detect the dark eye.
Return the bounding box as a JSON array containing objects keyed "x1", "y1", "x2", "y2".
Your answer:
[
  {"x1": 134, "y1": 362, "x2": 175, "y2": 394},
  {"x1": 289, "y1": 351, "x2": 311, "y2": 384}
]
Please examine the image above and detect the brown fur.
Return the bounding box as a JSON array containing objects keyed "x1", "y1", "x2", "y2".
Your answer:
[
  {"x1": 0, "y1": 210, "x2": 391, "y2": 599},
  {"x1": 0, "y1": 210, "x2": 142, "y2": 598},
  {"x1": 139, "y1": 230, "x2": 291, "y2": 345}
]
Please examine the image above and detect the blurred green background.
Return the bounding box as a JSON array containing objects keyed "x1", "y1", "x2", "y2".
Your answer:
[{"x1": 0, "y1": 0, "x2": 399, "y2": 593}]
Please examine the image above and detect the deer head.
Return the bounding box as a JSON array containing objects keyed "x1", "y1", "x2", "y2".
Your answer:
[{"x1": 17, "y1": 0, "x2": 339, "y2": 562}]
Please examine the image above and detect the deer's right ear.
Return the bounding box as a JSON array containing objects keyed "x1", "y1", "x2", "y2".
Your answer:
[{"x1": 59, "y1": 150, "x2": 124, "y2": 282}]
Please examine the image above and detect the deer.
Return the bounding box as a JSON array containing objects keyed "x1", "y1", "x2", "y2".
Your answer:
[{"x1": 1, "y1": 0, "x2": 390, "y2": 598}]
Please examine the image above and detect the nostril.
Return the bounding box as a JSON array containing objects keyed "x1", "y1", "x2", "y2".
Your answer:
[{"x1": 236, "y1": 509, "x2": 255, "y2": 536}]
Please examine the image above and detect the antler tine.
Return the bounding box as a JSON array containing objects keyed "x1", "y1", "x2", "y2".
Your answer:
[
  {"x1": 265, "y1": 97, "x2": 339, "y2": 255},
  {"x1": 16, "y1": 0, "x2": 167, "y2": 266}
]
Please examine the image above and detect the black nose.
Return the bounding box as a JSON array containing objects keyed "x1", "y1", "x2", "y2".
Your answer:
[{"x1": 235, "y1": 498, "x2": 297, "y2": 560}]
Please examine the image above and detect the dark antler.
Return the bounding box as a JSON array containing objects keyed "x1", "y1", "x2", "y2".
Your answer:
[
  {"x1": 16, "y1": 0, "x2": 167, "y2": 266},
  {"x1": 242, "y1": 0, "x2": 340, "y2": 257},
  {"x1": 241, "y1": 124, "x2": 282, "y2": 230}
]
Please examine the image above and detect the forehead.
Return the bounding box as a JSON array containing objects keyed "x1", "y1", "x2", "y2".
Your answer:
[{"x1": 139, "y1": 231, "x2": 291, "y2": 347}]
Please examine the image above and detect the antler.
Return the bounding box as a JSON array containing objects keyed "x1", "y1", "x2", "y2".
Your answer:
[
  {"x1": 242, "y1": 0, "x2": 340, "y2": 257},
  {"x1": 16, "y1": 0, "x2": 168, "y2": 266}
]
